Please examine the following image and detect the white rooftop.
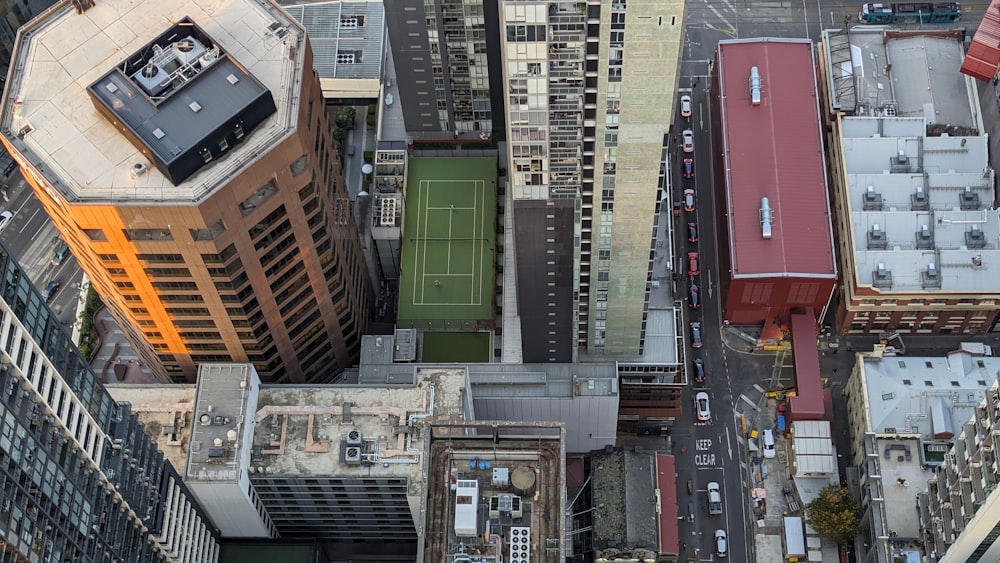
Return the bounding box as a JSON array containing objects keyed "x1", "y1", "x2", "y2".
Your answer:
[
  {"x1": 860, "y1": 351, "x2": 1000, "y2": 438},
  {"x1": 0, "y1": 0, "x2": 305, "y2": 202},
  {"x1": 841, "y1": 117, "x2": 999, "y2": 293}
]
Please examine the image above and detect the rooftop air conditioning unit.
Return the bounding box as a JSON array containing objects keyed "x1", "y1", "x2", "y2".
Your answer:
[
  {"x1": 347, "y1": 429, "x2": 363, "y2": 445},
  {"x1": 344, "y1": 446, "x2": 362, "y2": 464}
]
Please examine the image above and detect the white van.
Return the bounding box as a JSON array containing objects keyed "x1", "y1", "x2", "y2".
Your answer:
[{"x1": 762, "y1": 429, "x2": 776, "y2": 459}]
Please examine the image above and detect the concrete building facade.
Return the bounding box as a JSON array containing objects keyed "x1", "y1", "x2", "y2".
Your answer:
[
  {"x1": 0, "y1": 0, "x2": 372, "y2": 383},
  {"x1": 0, "y1": 241, "x2": 219, "y2": 563},
  {"x1": 845, "y1": 347, "x2": 1000, "y2": 563},
  {"x1": 819, "y1": 28, "x2": 1000, "y2": 337},
  {"x1": 500, "y1": 0, "x2": 683, "y2": 362}
]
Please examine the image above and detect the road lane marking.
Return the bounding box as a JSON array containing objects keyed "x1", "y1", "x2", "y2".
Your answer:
[{"x1": 739, "y1": 394, "x2": 759, "y2": 410}]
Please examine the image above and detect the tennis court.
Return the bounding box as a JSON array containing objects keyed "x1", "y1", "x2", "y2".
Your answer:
[{"x1": 397, "y1": 157, "x2": 496, "y2": 329}]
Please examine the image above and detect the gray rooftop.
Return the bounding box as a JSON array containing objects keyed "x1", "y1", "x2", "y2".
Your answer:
[
  {"x1": 187, "y1": 364, "x2": 258, "y2": 482},
  {"x1": 859, "y1": 351, "x2": 1000, "y2": 438},
  {"x1": 0, "y1": 0, "x2": 306, "y2": 202},
  {"x1": 823, "y1": 28, "x2": 981, "y2": 132},
  {"x1": 591, "y1": 449, "x2": 658, "y2": 552},
  {"x1": 280, "y1": 0, "x2": 386, "y2": 83},
  {"x1": 841, "y1": 117, "x2": 999, "y2": 293}
]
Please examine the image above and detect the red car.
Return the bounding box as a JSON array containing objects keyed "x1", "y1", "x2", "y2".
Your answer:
[
  {"x1": 688, "y1": 252, "x2": 700, "y2": 276},
  {"x1": 683, "y1": 158, "x2": 694, "y2": 178}
]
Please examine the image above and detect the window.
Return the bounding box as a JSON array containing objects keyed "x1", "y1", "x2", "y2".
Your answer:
[
  {"x1": 337, "y1": 50, "x2": 361, "y2": 64},
  {"x1": 290, "y1": 155, "x2": 307, "y2": 176},
  {"x1": 340, "y1": 16, "x2": 365, "y2": 28}
]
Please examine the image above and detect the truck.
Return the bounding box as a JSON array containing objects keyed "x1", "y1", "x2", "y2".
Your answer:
[{"x1": 707, "y1": 481, "x2": 723, "y2": 515}]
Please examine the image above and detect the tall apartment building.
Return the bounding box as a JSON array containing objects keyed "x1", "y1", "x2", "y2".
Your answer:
[
  {"x1": 0, "y1": 242, "x2": 219, "y2": 563},
  {"x1": 0, "y1": 0, "x2": 371, "y2": 383},
  {"x1": 920, "y1": 379, "x2": 1000, "y2": 562},
  {"x1": 384, "y1": 0, "x2": 504, "y2": 136},
  {"x1": 500, "y1": 0, "x2": 683, "y2": 361}
]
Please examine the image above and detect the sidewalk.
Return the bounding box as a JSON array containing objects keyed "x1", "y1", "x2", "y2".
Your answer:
[{"x1": 90, "y1": 306, "x2": 154, "y2": 384}]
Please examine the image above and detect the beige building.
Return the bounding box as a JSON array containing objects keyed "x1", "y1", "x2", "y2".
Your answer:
[
  {"x1": 819, "y1": 28, "x2": 999, "y2": 336},
  {"x1": 500, "y1": 0, "x2": 684, "y2": 362},
  {"x1": 0, "y1": 0, "x2": 371, "y2": 383}
]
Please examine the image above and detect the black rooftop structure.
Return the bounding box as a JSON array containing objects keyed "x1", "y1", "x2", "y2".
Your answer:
[{"x1": 87, "y1": 17, "x2": 276, "y2": 186}]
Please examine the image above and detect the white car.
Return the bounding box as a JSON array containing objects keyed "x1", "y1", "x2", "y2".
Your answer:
[
  {"x1": 715, "y1": 529, "x2": 728, "y2": 557},
  {"x1": 707, "y1": 481, "x2": 723, "y2": 515},
  {"x1": 695, "y1": 391, "x2": 711, "y2": 421},
  {"x1": 682, "y1": 129, "x2": 694, "y2": 153},
  {"x1": 680, "y1": 95, "x2": 692, "y2": 118},
  {"x1": 762, "y1": 429, "x2": 776, "y2": 459},
  {"x1": 0, "y1": 211, "x2": 12, "y2": 232}
]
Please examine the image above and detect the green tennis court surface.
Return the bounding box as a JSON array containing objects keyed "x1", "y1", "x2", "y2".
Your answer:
[
  {"x1": 397, "y1": 157, "x2": 497, "y2": 330},
  {"x1": 421, "y1": 332, "x2": 491, "y2": 363}
]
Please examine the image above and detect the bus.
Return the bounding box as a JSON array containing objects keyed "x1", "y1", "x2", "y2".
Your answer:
[{"x1": 859, "y1": 2, "x2": 961, "y2": 24}]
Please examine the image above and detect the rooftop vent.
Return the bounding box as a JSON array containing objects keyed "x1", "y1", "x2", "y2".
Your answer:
[
  {"x1": 873, "y1": 263, "x2": 893, "y2": 289},
  {"x1": 344, "y1": 446, "x2": 362, "y2": 464},
  {"x1": 897, "y1": 150, "x2": 908, "y2": 164},
  {"x1": 863, "y1": 186, "x2": 884, "y2": 210},
  {"x1": 960, "y1": 186, "x2": 981, "y2": 210},
  {"x1": 911, "y1": 186, "x2": 929, "y2": 211},
  {"x1": 966, "y1": 224, "x2": 987, "y2": 249},
  {"x1": 749, "y1": 66, "x2": 762, "y2": 106},
  {"x1": 759, "y1": 197, "x2": 773, "y2": 239},
  {"x1": 868, "y1": 223, "x2": 888, "y2": 249},
  {"x1": 922, "y1": 262, "x2": 942, "y2": 289},
  {"x1": 916, "y1": 224, "x2": 934, "y2": 249},
  {"x1": 346, "y1": 429, "x2": 363, "y2": 445}
]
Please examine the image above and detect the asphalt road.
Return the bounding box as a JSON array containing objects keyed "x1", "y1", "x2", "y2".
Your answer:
[
  {"x1": 671, "y1": 1, "x2": 996, "y2": 559},
  {"x1": 0, "y1": 170, "x2": 83, "y2": 327}
]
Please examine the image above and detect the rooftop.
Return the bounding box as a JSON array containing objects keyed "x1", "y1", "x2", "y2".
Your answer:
[
  {"x1": 104, "y1": 383, "x2": 197, "y2": 473},
  {"x1": 823, "y1": 27, "x2": 980, "y2": 132},
  {"x1": 841, "y1": 117, "x2": 1000, "y2": 293},
  {"x1": 1, "y1": 0, "x2": 305, "y2": 201},
  {"x1": 859, "y1": 351, "x2": 1000, "y2": 438},
  {"x1": 591, "y1": 449, "x2": 660, "y2": 554},
  {"x1": 716, "y1": 38, "x2": 836, "y2": 279}
]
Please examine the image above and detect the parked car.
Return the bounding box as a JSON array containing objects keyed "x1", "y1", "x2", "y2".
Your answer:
[
  {"x1": 682, "y1": 129, "x2": 694, "y2": 153},
  {"x1": 714, "y1": 529, "x2": 728, "y2": 557},
  {"x1": 680, "y1": 95, "x2": 692, "y2": 118},
  {"x1": 707, "y1": 482, "x2": 723, "y2": 515},
  {"x1": 683, "y1": 189, "x2": 695, "y2": 212},
  {"x1": 687, "y1": 222, "x2": 698, "y2": 243},
  {"x1": 52, "y1": 241, "x2": 70, "y2": 265},
  {"x1": 690, "y1": 321, "x2": 703, "y2": 348},
  {"x1": 689, "y1": 283, "x2": 700, "y2": 309},
  {"x1": 762, "y1": 429, "x2": 776, "y2": 459},
  {"x1": 44, "y1": 280, "x2": 60, "y2": 303},
  {"x1": 683, "y1": 157, "x2": 694, "y2": 178},
  {"x1": 688, "y1": 252, "x2": 700, "y2": 275},
  {"x1": 695, "y1": 391, "x2": 711, "y2": 421},
  {"x1": 693, "y1": 358, "x2": 706, "y2": 383},
  {"x1": 0, "y1": 211, "x2": 12, "y2": 232}
]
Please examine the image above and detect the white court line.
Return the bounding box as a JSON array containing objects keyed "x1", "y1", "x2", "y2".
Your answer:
[
  {"x1": 447, "y1": 204, "x2": 453, "y2": 273},
  {"x1": 477, "y1": 179, "x2": 485, "y2": 305},
  {"x1": 411, "y1": 180, "x2": 424, "y2": 306},
  {"x1": 420, "y1": 180, "x2": 431, "y2": 305}
]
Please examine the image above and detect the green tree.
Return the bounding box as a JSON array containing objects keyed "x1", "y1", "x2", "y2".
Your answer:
[{"x1": 805, "y1": 484, "x2": 860, "y2": 546}]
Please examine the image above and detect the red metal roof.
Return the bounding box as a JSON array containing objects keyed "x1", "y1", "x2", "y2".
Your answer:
[
  {"x1": 655, "y1": 454, "x2": 679, "y2": 556},
  {"x1": 789, "y1": 313, "x2": 824, "y2": 421},
  {"x1": 717, "y1": 39, "x2": 836, "y2": 279},
  {"x1": 961, "y1": 0, "x2": 1000, "y2": 81}
]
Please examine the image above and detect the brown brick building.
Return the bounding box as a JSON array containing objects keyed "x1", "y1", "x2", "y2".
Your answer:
[{"x1": 0, "y1": 0, "x2": 371, "y2": 382}]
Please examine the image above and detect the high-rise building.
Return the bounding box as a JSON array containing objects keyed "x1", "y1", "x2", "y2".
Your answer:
[
  {"x1": 384, "y1": 0, "x2": 504, "y2": 136},
  {"x1": 0, "y1": 241, "x2": 219, "y2": 563},
  {"x1": 0, "y1": 0, "x2": 372, "y2": 383},
  {"x1": 500, "y1": 0, "x2": 683, "y2": 361}
]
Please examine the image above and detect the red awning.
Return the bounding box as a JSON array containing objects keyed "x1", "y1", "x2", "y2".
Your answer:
[
  {"x1": 655, "y1": 454, "x2": 679, "y2": 556},
  {"x1": 789, "y1": 313, "x2": 824, "y2": 421}
]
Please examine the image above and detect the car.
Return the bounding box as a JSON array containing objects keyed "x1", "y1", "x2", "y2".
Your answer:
[
  {"x1": 689, "y1": 283, "x2": 700, "y2": 309},
  {"x1": 52, "y1": 241, "x2": 70, "y2": 266},
  {"x1": 680, "y1": 95, "x2": 692, "y2": 118},
  {"x1": 714, "y1": 529, "x2": 728, "y2": 557},
  {"x1": 690, "y1": 321, "x2": 703, "y2": 348},
  {"x1": 762, "y1": 429, "x2": 776, "y2": 459},
  {"x1": 707, "y1": 481, "x2": 723, "y2": 514},
  {"x1": 683, "y1": 157, "x2": 694, "y2": 178},
  {"x1": 44, "y1": 280, "x2": 60, "y2": 303},
  {"x1": 688, "y1": 251, "x2": 700, "y2": 275},
  {"x1": 0, "y1": 211, "x2": 12, "y2": 232},
  {"x1": 693, "y1": 358, "x2": 706, "y2": 383},
  {"x1": 687, "y1": 222, "x2": 698, "y2": 243},
  {"x1": 683, "y1": 189, "x2": 695, "y2": 212},
  {"x1": 681, "y1": 129, "x2": 694, "y2": 153},
  {"x1": 695, "y1": 391, "x2": 711, "y2": 421}
]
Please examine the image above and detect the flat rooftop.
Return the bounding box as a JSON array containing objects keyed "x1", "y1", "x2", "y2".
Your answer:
[
  {"x1": 823, "y1": 28, "x2": 980, "y2": 131},
  {"x1": 1, "y1": 0, "x2": 305, "y2": 201},
  {"x1": 105, "y1": 383, "x2": 197, "y2": 473},
  {"x1": 842, "y1": 117, "x2": 1000, "y2": 293}
]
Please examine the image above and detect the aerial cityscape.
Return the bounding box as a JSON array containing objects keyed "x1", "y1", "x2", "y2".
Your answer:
[{"x1": 0, "y1": 0, "x2": 1000, "y2": 562}]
